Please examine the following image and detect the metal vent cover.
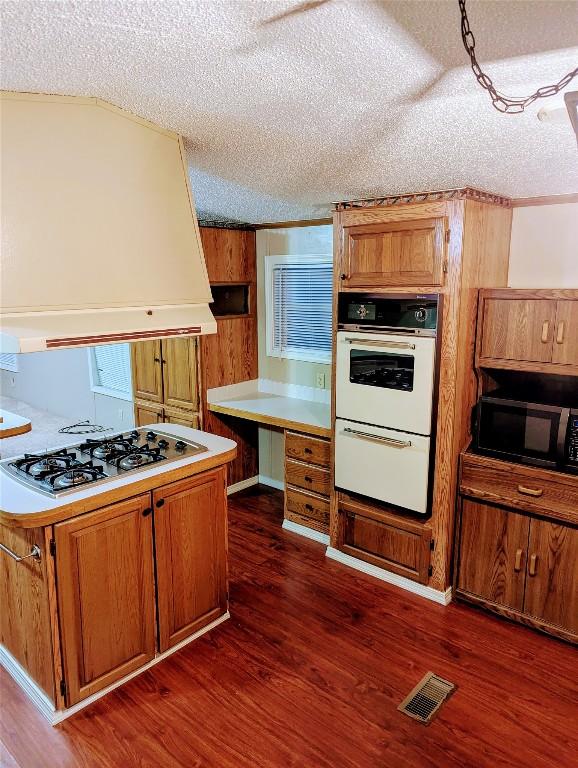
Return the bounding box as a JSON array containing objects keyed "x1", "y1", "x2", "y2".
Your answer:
[{"x1": 398, "y1": 672, "x2": 456, "y2": 724}]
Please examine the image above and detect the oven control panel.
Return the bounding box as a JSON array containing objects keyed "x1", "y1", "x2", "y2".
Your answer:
[{"x1": 338, "y1": 293, "x2": 439, "y2": 334}]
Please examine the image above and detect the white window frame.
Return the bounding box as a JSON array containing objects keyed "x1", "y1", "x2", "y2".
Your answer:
[
  {"x1": 265, "y1": 253, "x2": 333, "y2": 365},
  {"x1": 0, "y1": 353, "x2": 19, "y2": 372},
  {"x1": 87, "y1": 344, "x2": 133, "y2": 402}
]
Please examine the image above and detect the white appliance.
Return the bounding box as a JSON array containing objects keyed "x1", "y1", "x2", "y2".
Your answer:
[
  {"x1": 334, "y1": 293, "x2": 439, "y2": 514},
  {"x1": 0, "y1": 91, "x2": 216, "y2": 352}
]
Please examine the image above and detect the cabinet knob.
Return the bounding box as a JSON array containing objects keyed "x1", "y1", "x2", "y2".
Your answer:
[
  {"x1": 156, "y1": 499, "x2": 165, "y2": 508},
  {"x1": 304, "y1": 476, "x2": 312, "y2": 483},
  {"x1": 304, "y1": 447, "x2": 312, "y2": 454},
  {"x1": 142, "y1": 507, "x2": 152, "y2": 517},
  {"x1": 305, "y1": 503, "x2": 313, "y2": 512}
]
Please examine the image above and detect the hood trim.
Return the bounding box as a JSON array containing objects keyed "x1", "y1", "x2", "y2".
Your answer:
[{"x1": 46, "y1": 327, "x2": 202, "y2": 348}]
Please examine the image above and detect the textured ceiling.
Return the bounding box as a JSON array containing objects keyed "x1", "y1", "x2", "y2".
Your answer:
[{"x1": 1, "y1": 0, "x2": 577, "y2": 223}]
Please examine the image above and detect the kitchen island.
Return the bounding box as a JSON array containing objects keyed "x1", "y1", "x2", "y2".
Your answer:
[{"x1": 0, "y1": 425, "x2": 236, "y2": 723}]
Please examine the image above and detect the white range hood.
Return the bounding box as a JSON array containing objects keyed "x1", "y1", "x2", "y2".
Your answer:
[{"x1": 0, "y1": 91, "x2": 216, "y2": 352}]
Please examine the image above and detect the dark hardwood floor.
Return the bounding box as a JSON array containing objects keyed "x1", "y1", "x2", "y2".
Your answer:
[{"x1": 1, "y1": 485, "x2": 577, "y2": 768}]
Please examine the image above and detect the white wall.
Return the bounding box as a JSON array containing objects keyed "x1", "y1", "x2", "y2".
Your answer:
[
  {"x1": 508, "y1": 202, "x2": 578, "y2": 288},
  {"x1": 256, "y1": 224, "x2": 333, "y2": 484},
  {"x1": 0, "y1": 347, "x2": 134, "y2": 431}
]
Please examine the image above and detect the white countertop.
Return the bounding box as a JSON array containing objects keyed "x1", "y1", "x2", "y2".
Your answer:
[
  {"x1": 207, "y1": 380, "x2": 331, "y2": 437},
  {"x1": 0, "y1": 424, "x2": 236, "y2": 518},
  {"x1": 0, "y1": 409, "x2": 32, "y2": 438}
]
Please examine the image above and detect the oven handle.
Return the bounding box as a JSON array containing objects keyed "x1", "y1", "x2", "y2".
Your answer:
[
  {"x1": 344, "y1": 338, "x2": 416, "y2": 350},
  {"x1": 342, "y1": 427, "x2": 412, "y2": 448}
]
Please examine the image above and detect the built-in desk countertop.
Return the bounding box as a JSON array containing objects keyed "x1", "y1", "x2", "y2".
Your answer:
[{"x1": 207, "y1": 381, "x2": 331, "y2": 438}]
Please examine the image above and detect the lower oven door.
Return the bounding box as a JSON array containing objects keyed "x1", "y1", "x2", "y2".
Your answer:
[
  {"x1": 336, "y1": 331, "x2": 436, "y2": 436},
  {"x1": 335, "y1": 418, "x2": 431, "y2": 514}
]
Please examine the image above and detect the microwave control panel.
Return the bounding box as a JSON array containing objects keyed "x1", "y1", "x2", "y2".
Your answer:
[{"x1": 568, "y1": 414, "x2": 578, "y2": 464}]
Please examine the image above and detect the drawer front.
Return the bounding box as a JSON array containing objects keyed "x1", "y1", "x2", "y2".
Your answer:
[
  {"x1": 286, "y1": 460, "x2": 331, "y2": 497},
  {"x1": 285, "y1": 432, "x2": 330, "y2": 467},
  {"x1": 340, "y1": 501, "x2": 431, "y2": 584},
  {"x1": 286, "y1": 487, "x2": 330, "y2": 526},
  {"x1": 460, "y1": 455, "x2": 578, "y2": 521}
]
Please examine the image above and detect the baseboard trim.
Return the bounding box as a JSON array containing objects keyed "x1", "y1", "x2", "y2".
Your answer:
[
  {"x1": 326, "y1": 548, "x2": 452, "y2": 606},
  {"x1": 1, "y1": 612, "x2": 230, "y2": 725},
  {"x1": 282, "y1": 518, "x2": 330, "y2": 545},
  {"x1": 227, "y1": 476, "x2": 259, "y2": 495},
  {"x1": 0, "y1": 646, "x2": 56, "y2": 723},
  {"x1": 258, "y1": 474, "x2": 285, "y2": 491}
]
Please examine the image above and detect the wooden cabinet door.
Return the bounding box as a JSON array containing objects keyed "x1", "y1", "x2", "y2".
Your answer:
[
  {"x1": 552, "y1": 300, "x2": 578, "y2": 366},
  {"x1": 153, "y1": 468, "x2": 227, "y2": 652},
  {"x1": 341, "y1": 217, "x2": 446, "y2": 288},
  {"x1": 163, "y1": 405, "x2": 199, "y2": 429},
  {"x1": 457, "y1": 500, "x2": 530, "y2": 611},
  {"x1": 524, "y1": 519, "x2": 578, "y2": 634},
  {"x1": 134, "y1": 399, "x2": 164, "y2": 427},
  {"x1": 162, "y1": 338, "x2": 198, "y2": 411},
  {"x1": 55, "y1": 495, "x2": 155, "y2": 705},
  {"x1": 480, "y1": 299, "x2": 557, "y2": 363},
  {"x1": 131, "y1": 340, "x2": 163, "y2": 402}
]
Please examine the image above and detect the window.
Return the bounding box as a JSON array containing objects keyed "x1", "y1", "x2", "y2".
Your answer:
[
  {"x1": 88, "y1": 343, "x2": 132, "y2": 401},
  {"x1": 0, "y1": 353, "x2": 18, "y2": 372},
  {"x1": 265, "y1": 254, "x2": 333, "y2": 363}
]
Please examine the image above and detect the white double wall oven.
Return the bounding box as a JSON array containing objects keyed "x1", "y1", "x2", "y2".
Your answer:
[{"x1": 334, "y1": 294, "x2": 440, "y2": 515}]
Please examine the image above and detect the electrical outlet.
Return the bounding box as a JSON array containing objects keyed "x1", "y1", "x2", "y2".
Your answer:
[{"x1": 315, "y1": 372, "x2": 326, "y2": 389}]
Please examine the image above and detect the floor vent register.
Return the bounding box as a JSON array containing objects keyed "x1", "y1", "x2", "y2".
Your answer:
[{"x1": 397, "y1": 672, "x2": 456, "y2": 724}]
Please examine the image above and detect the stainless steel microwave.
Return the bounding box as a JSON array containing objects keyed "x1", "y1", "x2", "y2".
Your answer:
[{"x1": 474, "y1": 393, "x2": 578, "y2": 474}]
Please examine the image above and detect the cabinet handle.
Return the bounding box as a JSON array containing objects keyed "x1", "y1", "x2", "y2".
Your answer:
[
  {"x1": 155, "y1": 499, "x2": 165, "y2": 508},
  {"x1": 154, "y1": 357, "x2": 161, "y2": 363},
  {"x1": 556, "y1": 321, "x2": 565, "y2": 344},
  {"x1": 514, "y1": 548, "x2": 523, "y2": 572},
  {"x1": 305, "y1": 503, "x2": 313, "y2": 512},
  {"x1": 0, "y1": 542, "x2": 41, "y2": 563},
  {"x1": 304, "y1": 447, "x2": 312, "y2": 454},
  {"x1": 529, "y1": 553, "x2": 538, "y2": 576},
  {"x1": 541, "y1": 321, "x2": 550, "y2": 343},
  {"x1": 517, "y1": 485, "x2": 543, "y2": 498},
  {"x1": 142, "y1": 507, "x2": 152, "y2": 517},
  {"x1": 304, "y1": 476, "x2": 312, "y2": 483}
]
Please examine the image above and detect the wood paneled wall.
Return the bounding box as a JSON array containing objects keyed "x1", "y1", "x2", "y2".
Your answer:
[{"x1": 199, "y1": 227, "x2": 258, "y2": 486}]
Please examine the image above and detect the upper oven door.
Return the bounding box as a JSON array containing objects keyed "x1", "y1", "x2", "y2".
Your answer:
[{"x1": 336, "y1": 331, "x2": 436, "y2": 435}]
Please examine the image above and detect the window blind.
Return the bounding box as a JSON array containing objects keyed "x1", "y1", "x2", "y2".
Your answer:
[
  {"x1": 92, "y1": 343, "x2": 131, "y2": 396},
  {"x1": 0, "y1": 353, "x2": 18, "y2": 372},
  {"x1": 271, "y1": 261, "x2": 333, "y2": 362}
]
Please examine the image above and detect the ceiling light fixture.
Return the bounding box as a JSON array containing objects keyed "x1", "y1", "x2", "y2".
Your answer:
[{"x1": 459, "y1": 0, "x2": 578, "y2": 113}]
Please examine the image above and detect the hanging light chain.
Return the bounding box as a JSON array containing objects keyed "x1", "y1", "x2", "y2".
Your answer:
[{"x1": 459, "y1": 0, "x2": 578, "y2": 113}]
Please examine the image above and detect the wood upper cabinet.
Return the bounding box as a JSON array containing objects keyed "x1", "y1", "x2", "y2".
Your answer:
[
  {"x1": 131, "y1": 337, "x2": 199, "y2": 422},
  {"x1": 552, "y1": 300, "x2": 578, "y2": 366},
  {"x1": 162, "y1": 338, "x2": 198, "y2": 411},
  {"x1": 340, "y1": 217, "x2": 447, "y2": 288},
  {"x1": 480, "y1": 299, "x2": 557, "y2": 364},
  {"x1": 153, "y1": 468, "x2": 228, "y2": 652},
  {"x1": 457, "y1": 499, "x2": 530, "y2": 611},
  {"x1": 524, "y1": 519, "x2": 578, "y2": 634},
  {"x1": 478, "y1": 291, "x2": 578, "y2": 373},
  {"x1": 131, "y1": 340, "x2": 163, "y2": 402},
  {"x1": 55, "y1": 495, "x2": 156, "y2": 706}
]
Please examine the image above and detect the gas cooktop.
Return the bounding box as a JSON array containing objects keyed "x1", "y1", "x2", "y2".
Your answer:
[{"x1": 0, "y1": 428, "x2": 208, "y2": 497}]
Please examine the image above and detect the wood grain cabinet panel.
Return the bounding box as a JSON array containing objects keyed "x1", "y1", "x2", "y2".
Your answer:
[
  {"x1": 153, "y1": 468, "x2": 227, "y2": 652},
  {"x1": 341, "y1": 217, "x2": 446, "y2": 288},
  {"x1": 457, "y1": 500, "x2": 530, "y2": 611},
  {"x1": 340, "y1": 498, "x2": 432, "y2": 584},
  {"x1": 162, "y1": 338, "x2": 198, "y2": 412},
  {"x1": 134, "y1": 399, "x2": 164, "y2": 427},
  {"x1": 131, "y1": 340, "x2": 163, "y2": 403},
  {"x1": 285, "y1": 432, "x2": 330, "y2": 467},
  {"x1": 285, "y1": 459, "x2": 330, "y2": 497},
  {"x1": 480, "y1": 299, "x2": 557, "y2": 363},
  {"x1": 54, "y1": 495, "x2": 156, "y2": 706},
  {"x1": 552, "y1": 300, "x2": 578, "y2": 366},
  {"x1": 524, "y1": 520, "x2": 578, "y2": 634},
  {"x1": 163, "y1": 406, "x2": 200, "y2": 430}
]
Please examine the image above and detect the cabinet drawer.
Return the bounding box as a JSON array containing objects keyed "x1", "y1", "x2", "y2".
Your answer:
[
  {"x1": 285, "y1": 432, "x2": 330, "y2": 467},
  {"x1": 460, "y1": 454, "x2": 578, "y2": 523},
  {"x1": 339, "y1": 498, "x2": 432, "y2": 584},
  {"x1": 286, "y1": 487, "x2": 330, "y2": 526},
  {"x1": 285, "y1": 459, "x2": 330, "y2": 497}
]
